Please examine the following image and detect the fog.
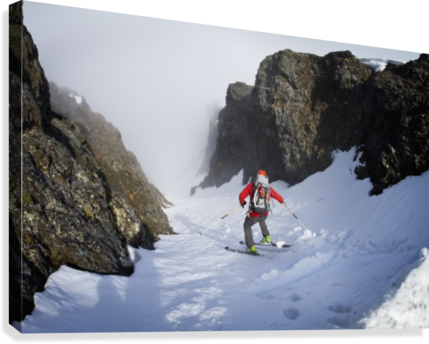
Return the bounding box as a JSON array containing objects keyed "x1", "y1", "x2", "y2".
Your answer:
[{"x1": 23, "y1": 1, "x2": 422, "y2": 197}]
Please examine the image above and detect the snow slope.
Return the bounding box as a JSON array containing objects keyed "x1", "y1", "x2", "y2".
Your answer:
[{"x1": 18, "y1": 148, "x2": 429, "y2": 333}]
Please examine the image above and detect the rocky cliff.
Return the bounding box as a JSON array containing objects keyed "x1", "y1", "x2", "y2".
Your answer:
[
  {"x1": 9, "y1": 2, "x2": 173, "y2": 326},
  {"x1": 48, "y1": 82, "x2": 174, "y2": 242},
  {"x1": 196, "y1": 49, "x2": 429, "y2": 196}
]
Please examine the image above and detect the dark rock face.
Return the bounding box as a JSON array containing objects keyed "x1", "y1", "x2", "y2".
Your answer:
[
  {"x1": 197, "y1": 82, "x2": 254, "y2": 189},
  {"x1": 197, "y1": 49, "x2": 429, "y2": 196},
  {"x1": 357, "y1": 55, "x2": 429, "y2": 194},
  {"x1": 9, "y1": 2, "x2": 173, "y2": 325}
]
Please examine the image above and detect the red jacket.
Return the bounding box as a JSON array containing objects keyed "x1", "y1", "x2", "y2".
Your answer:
[{"x1": 239, "y1": 182, "x2": 284, "y2": 217}]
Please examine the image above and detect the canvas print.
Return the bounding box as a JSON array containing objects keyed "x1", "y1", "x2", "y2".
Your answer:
[{"x1": 9, "y1": 0, "x2": 429, "y2": 334}]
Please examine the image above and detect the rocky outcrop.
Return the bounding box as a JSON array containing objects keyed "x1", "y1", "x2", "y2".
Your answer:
[
  {"x1": 357, "y1": 54, "x2": 429, "y2": 194},
  {"x1": 196, "y1": 82, "x2": 254, "y2": 189},
  {"x1": 48, "y1": 83, "x2": 174, "y2": 241},
  {"x1": 9, "y1": 2, "x2": 173, "y2": 325},
  {"x1": 196, "y1": 49, "x2": 429, "y2": 195}
]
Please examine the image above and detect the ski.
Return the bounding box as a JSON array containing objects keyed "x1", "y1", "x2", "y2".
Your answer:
[
  {"x1": 224, "y1": 246, "x2": 268, "y2": 257},
  {"x1": 239, "y1": 240, "x2": 292, "y2": 248}
]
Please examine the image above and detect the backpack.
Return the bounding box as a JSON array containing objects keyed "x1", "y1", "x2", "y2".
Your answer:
[{"x1": 251, "y1": 174, "x2": 271, "y2": 214}]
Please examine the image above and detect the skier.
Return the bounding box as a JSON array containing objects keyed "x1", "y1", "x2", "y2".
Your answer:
[{"x1": 239, "y1": 170, "x2": 285, "y2": 255}]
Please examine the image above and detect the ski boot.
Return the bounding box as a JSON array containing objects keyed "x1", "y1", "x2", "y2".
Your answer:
[
  {"x1": 245, "y1": 245, "x2": 258, "y2": 255},
  {"x1": 260, "y1": 235, "x2": 271, "y2": 245}
]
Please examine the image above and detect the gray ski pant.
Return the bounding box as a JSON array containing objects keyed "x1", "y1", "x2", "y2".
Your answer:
[{"x1": 244, "y1": 214, "x2": 270, "y2": 248}]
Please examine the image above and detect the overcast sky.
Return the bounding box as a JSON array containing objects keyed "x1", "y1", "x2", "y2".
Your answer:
[{"x1": 22, "y1": 0, "x2": 424, "y2": 197}]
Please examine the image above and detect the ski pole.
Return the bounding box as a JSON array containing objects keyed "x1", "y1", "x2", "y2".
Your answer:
[
  {"x1": 199, "y1": 204, "x2": 241, "y2": 235},
  {"x1": 220, "y1": 204, "x2": 241, "y2": 219},
  {"x1": 282, "y1": 203, "x2": 309, "y2": 230}
]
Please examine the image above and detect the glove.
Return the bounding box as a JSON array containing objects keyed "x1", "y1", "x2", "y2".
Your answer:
[{"x1": 241, "y1": 201, "x2": 246, "y2": 208}]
